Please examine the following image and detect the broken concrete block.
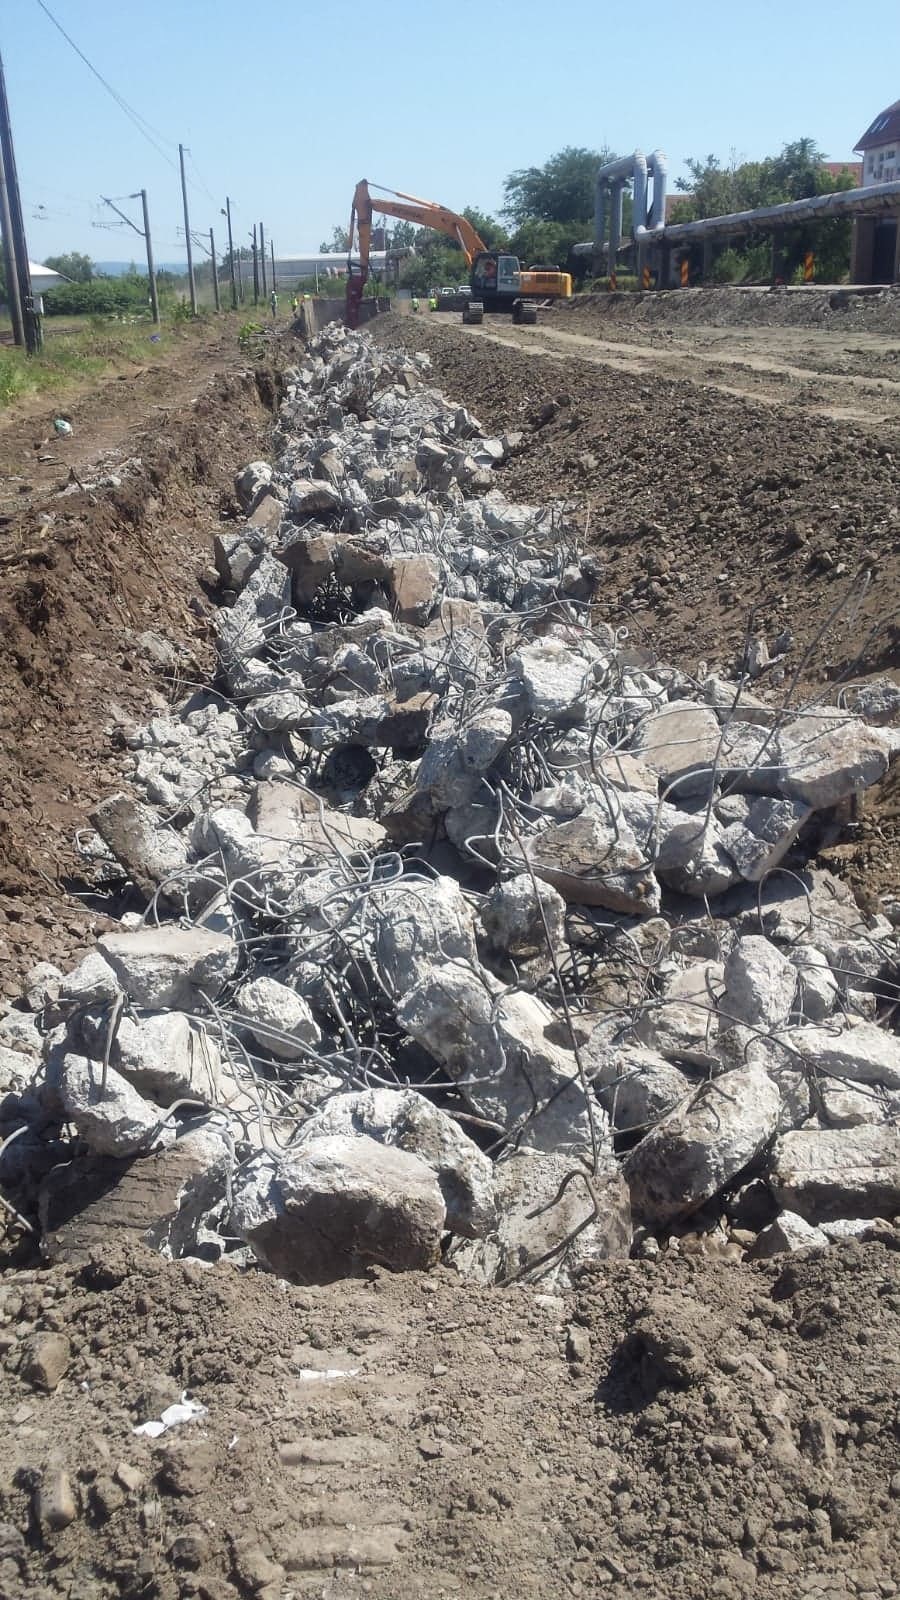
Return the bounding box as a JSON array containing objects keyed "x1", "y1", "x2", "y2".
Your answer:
[
  {"x1": 452, "y1": 1149, "x2": 631, "y2": 1289},
  {"x1": 288, "y1": 478, "x2": 342, "y2": 518},
  {"x1": 234, "y1": 975, "x2": 321, "y2": 1060},
  {"x1": 213, "y1": 530, "x2": 263, "y2": 590},
  {"x1": 509, "y1": 638, "x2": 596, "y2": 724},
  {"x1": 631, "y1": 700, "x2": 722, "y2": 797},
  {"x1": 279, "y1": 530, "x2": 337, "y2": 602},
  {"x1": 750, "y1": 1209, "x2": 830, "y2": 1258},
  {"x1": 525, "y1": 807, "x2": 661, "y2": 915},
  {"x1": 778, "y1": 712, "x2": 892, "y2": 809},
  {"x1": 97, "y1": 927, "x2": 238, "y2": 1010},
  {"x1": 849, "y1": 678, "x2": 900, "y2": 725},
  {"x1": 770, "y1": 1124, "x2": 900, "y2": 1220},
  {"x1": 23, "y1": 961, "x2": 63, "y2": 1013},
  {"x1": 59, "y1": 1053, "x2": 173, "y2": 1157},
  {"x1": 655, "y1": 815, "x2": 739, "y2": 899},
  {"x1": 305, "y1": 691, "x2": 437, "y2": 753},
  {"x1": 397, "y1": 961, "x2": 597, "y2": 1154},
  {"x1": 90, "y1": 793, "x2": 190, "y2": 902},
  {"x1": 479, "y1": 873, "x2": 566, "y2": 976},
  {"x1": 107, "y1": 1012, "x2": 221, "y2": 1106},
  {"x1": 415, "y1": 708, "x2": 512, "y2": 811},
  {"x1": 721, "y1": 795, "x2": 811, "y2": 883},
  {"x1": 232, "y1": 1134, "x2": 446, "y2": 1281},
  {"x1": 298, "y1": 1088, "x2": 496, "y2": 1238},
  {"x1": 790, "y1": 946, "x2": 839, "y2": 1021},
  {"x1": 389, "y1": 554, "x2": 441, "y2": 624},
  {"x1": 624, "y1": 1065, "x2": 780, "y2": 1225},
  {"x1": 585, "y1": 1025, "x2": 691, "y2": 1135},
  {"x1": 235, "y1": 460, "x2": 273, "y2": 513},
  {"x1": 57, "y1": 950, "x2": 122, "y2": 1006},
  {"x1": 367, "y1": 874, "x2": 481, "y2": 995},
  {"x1": 817, "y1": 1079, "x2": 886, "y2": 1128},
  {"x1": 251, "y1": 781, "x2": 386, "y2": 855},
  {"x1": 786, "y1": 1021, "x2": 900, "y2": 1090},
  {"x1": 633, "y1": 961, "x2": 723, "y2": 1069},
  {"x1": 721, "y1": 935, "x2": 797, "y2": 1030}
]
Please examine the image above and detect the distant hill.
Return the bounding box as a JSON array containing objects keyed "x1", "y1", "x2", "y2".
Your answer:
[{"x1": 93, "y1": 260, "x2": 188, "y2": 277}]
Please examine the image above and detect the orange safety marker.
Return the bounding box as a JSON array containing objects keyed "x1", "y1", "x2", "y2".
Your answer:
[
  {"x1": 680, "y1": 258, "x2": 689, "y2": 288},
  {"x1": 641, "y1": 265, "x2": 652, "y2": 291},
  {"x1": 803, "y1": 251, "x2": 815, "y2": 282},
  {"x1": 608, "y1": 272, "x2": 617, "y2": 291}
]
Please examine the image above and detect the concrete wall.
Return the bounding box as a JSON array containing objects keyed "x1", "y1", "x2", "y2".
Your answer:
[{"x1": 298, "y1": 297, "x2": 390, "y2": 338}]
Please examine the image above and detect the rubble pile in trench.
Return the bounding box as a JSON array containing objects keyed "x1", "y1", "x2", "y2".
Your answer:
[{"x1": 2, "y1": 325, "x2": 899, "y2": 1286}]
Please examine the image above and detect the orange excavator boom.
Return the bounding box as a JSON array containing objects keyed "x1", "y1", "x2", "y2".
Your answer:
[{"x1": 346, "y1": 179, "x2": 487, "y2": 326}]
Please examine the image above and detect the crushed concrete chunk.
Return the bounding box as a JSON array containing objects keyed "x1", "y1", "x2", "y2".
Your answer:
[
  {"x1": 232, "y1": 1134, "x2": 446, "y2": 1281},
  {"x1": 624, "y1": 1065, "x2": 780, "y2": 1225},
  {"x1": 59, "y1": 1053, "x2": 173, "y2": 1157},
  {"x1": 778, "y1": 712, "x2": 892, "y2": 809},
  {"x1": 98, "y1": 927, "x2": 238, "y2": 1010},
  {"x1": 770, "y1": 1124, "x2": 900, "y2": 1220}
]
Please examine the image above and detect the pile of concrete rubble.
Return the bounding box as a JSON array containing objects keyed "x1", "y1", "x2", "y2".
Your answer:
[{"x1": 2, "y1": 325, "x2": 899, "y2": 1287}]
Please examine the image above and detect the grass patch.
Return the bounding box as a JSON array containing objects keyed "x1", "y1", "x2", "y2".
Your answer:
[{"x1": 0, "y1": 307, "x2": 239, "y2": 411}]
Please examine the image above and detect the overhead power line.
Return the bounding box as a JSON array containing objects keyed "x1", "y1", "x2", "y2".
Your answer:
[{"x1": 33, "y1": 0, "x2": 178, "y2": 169}]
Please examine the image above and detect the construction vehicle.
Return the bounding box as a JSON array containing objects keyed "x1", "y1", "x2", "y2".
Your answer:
[{"x1": 345, "y1": 179, "x2": 572, "y2": 329}]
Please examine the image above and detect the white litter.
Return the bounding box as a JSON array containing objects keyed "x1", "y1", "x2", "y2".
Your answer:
[
  {"x1": 133, "y1": 1392, "x2": 208, "y2": 1438},
  {"x1": 295, "y1": 1367, "x2": 361, "y2": 1383}
]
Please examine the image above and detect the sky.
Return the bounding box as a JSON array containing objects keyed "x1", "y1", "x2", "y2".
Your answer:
[{"x1": 2, "y1": 0, "x2": 899, "y2": 268}]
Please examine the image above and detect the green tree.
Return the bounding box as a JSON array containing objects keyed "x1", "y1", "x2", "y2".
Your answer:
[
  {"x1": 319, "y1": 224, "x2": 350, "y2": 253},
  {"x1": 44, "y1": 250, "x2": 94, "y2": 282},
  {"x1": 461, "y1": 206, "x2": 509, "y2": 250},
  {"x1": 502, "y1": 146, "x2": 614, "y2": 226}
]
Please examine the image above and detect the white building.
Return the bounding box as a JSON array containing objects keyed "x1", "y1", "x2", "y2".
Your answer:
[
  {"x1": 855, "y1": 100, "x2": 900, "y2": 183},
  {"x1": 271, "y1": 251, "x2": 387, "y2": 286}
]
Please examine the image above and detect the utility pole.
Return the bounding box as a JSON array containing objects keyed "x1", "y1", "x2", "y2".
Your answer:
[
  {"x1": 178, "y1": 143, "x2": 197, "y2": 315},
  {"x1": 209, "y1": 228, "x2": 220, "y2": 311},
  {"x1": 100, "y1": 193, "x2": 159, "y2": 325},
  {"x1": 222, "y1": 199, "x2": 237, "y2": 310},
  {"x1": 236, "y1": 247, "x2": 244, "y2": 303},
  {"x1": 0, "y1": 140, "x2": 24, "y2": 346},
  {"x1": 251, "y1": 225, "x2": 259, "y2": 304},
  {"x1": 260, "y1": 222, "x2": 267, "y2": 296},
  {"x1": 0, "y1": 47, "x2": 37, "y2": 352},
  {"x1": 270, "y1": 238, "x2": 276, "y2": 297}
]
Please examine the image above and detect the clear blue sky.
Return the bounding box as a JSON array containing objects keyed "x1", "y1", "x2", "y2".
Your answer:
[{"x1": 2, "y1": 0, "x2": 897, "y2": 266}]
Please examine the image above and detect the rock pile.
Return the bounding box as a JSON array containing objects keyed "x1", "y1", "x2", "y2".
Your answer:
[{"x1": 1, "y1": 325, "x2": 898, "y2": 1287}]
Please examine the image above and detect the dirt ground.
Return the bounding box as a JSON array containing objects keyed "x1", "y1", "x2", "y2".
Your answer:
[
  {"x1": 2, "y1": 1236, "x2": 900, "y2": 1599},
  {"x1": 1, "y1": 294, "x2": 900, "y2": 1600},
  {"x1": 0, "y1": 322, "x2": 283, "y2": 996},
  {"x1": 372, "y1": 306, "x2": 900, "y2": 908}
]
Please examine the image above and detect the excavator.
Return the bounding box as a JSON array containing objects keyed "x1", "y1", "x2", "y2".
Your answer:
[{"x1": 345, "y1": 179, "x2": 572, "y2": 329}]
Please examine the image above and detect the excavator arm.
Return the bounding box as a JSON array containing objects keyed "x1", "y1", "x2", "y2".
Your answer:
[{"x1": 346, "y1": 179, "x2": 487, "y2": 326}]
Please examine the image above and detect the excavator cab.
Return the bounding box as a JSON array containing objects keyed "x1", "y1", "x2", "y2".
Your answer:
[{"x1": 470, "y1": 252, "x2": 521, "y2": 303}]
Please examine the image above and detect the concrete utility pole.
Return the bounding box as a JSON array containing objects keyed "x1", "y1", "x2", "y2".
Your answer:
[
  {"x1": 209, "y1": 228, "x2": 220, "y2": 311},
  {"x1": 260, "y1": 223, "x2": 267, "y2": 296},
  {"x1": 178, "y1": 143, "x2": 197, "y2": 315},
  {"x1": 0, "y1": 48, "x2": 36, "y2": 352},
  {"x1": 222, "y1": 199, "x2": 237, "y2": 309},
  {"x1": 100, "y1": 193, "x2": 159, "y2": 325},
  {"x1": 251, "y1": 225, "x2": 259, "y2": 304},
  {"x1": 0, "y1": 138, "x2": 24, "y2": 346},
  {"x1": 236, "y1": 247, "x2": 244, "y2": 303},
  {"x1": 270, "y1": 238, "x2": 275, "y2": 296}
]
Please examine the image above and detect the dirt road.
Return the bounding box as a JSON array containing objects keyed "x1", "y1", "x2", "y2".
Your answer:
[{"x1": 445, "y1": 304, "x2": 900, "y2": 428}]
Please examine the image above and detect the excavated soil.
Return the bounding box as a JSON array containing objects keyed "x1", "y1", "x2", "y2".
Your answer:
[
  {"x1": 0, "y1": 352, "x2": 284, "y2": 998},
  {"x1": 371, "y1": 312, "x2": 900, "y2": 909},
  {"x1": 1, "y1": 1236, "x2": 900, "y2": 1599}
]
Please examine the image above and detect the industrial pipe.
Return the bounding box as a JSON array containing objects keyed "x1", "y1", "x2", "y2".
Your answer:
[
  {"x1": 647, "y1": 150, "x2": 668, "y2": 232},
  {"x1": 655, "y1": 177, "x2": 900, "y2": 245}
]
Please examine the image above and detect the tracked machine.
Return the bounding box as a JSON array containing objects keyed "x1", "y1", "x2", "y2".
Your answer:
[{"x1": 345, "y1": 179, "x2": 572, "y2": 329}]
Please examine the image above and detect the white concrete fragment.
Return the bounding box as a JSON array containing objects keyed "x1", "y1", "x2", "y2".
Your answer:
[
  {"x1": 770, "y1": 1124, "x2": 900, "y2": 1220},
  {"x1": 750, "y1": 1210, "x2": 829, "y2": 1257},
  {"x1": 98, "y1": 927, "x2": 238, "y2": 1010},
  {"x1": 479, "y1": 873, "x2": 566, "y2": 973},
  {"x1": 397, "y1": 961, "x2": 598, "y2": 1153},
  {"x1": 510, "y1": 638, "x2": 595, "y2": 723},
  {"x1": 452, "y1": 1149, "x2": 631, "y2": 1289},
  {"x1": 416, "y1": 708, "x2": 512, "y2": 810},
  {"x1": 111, "y1": 1012, "x2": 221, "y2": 1105},
  {"x1": 585, "y1": 1025, "x2": 691, "y2": 1135},
  {"x1": 624, "y1": 1065, "x2": 781, "y2": 1225},
  {"x1": 234, "y1": 976, "x2": 321, "y2": 1060},
  {"x1": 778, "y1": 712, "x2": 892, "y2": 809},
  {"x1": 722, "y1": 796, "x2": 811, "y2": 882},
  {"x1": 631, "y1": 700, "x2": 722, "y2": 797},
  {"x1": 633, "y1": 961, "x2": 723, "y2": 1068},
  {"x1": 525, "y1": 807, "x2": 661, "y2": 915},
  {"x1": 790, "y1": 946, "x2": 839, "y2": 1022},
  {"x1": 787, "y1": 1021, "x2": 900, "y2": 1090},
  {"x1": 721, "y1": 936, "x2": 797, "y2": 1030},
  {"x1": 232, "y1": 1134, "x2": 446, "y2": 1281},
  {"x1": 655, "y1": 816, "x2": 739, "y2": 898},
  {"x1": 298, "y1": 1088, "x2": 496, "y2": 1238},
  {"x1": 59, "y1": 1053, "x2": 173, "y2": 1157}
]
